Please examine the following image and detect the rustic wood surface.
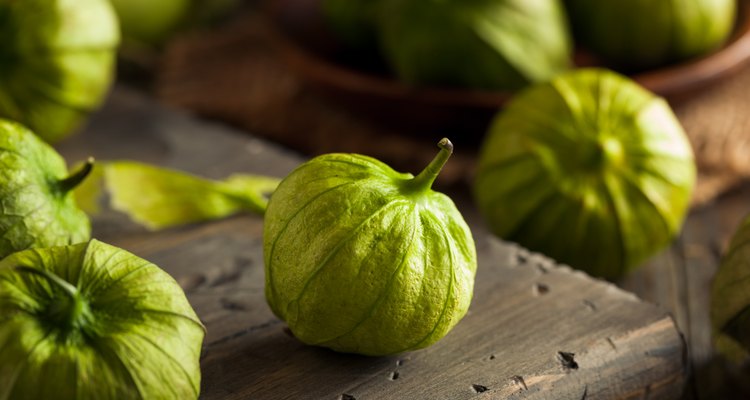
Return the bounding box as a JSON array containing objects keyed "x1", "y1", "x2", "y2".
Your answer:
[
  {"x1": 54, "y1": 88, "x2": 688, "y2": 399},
  {"x1": 621, "y1": 184, "x2": 750, "y2": 399}
]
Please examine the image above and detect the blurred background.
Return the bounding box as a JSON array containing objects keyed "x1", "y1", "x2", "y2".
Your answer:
[{"x1": 123, "y1": 0, "x2": 750, "y2": 202}]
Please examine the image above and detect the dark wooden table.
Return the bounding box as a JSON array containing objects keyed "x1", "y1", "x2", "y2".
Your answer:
[
  {"x1": 91, "y1": 7, "x2": 750, "y2": 397},
  {"x1": 51, "y1": 87, "x2": 729, "y2": 399}
]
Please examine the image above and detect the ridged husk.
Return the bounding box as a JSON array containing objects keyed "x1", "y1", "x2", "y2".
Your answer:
[
  {"x1": 0, "y1": 240, "x2": 205, "y2": 399},
  {"x1": 264, "y1": 152, "x2": 477, "y2": 356},
  {"x1": 0, "y1": 0, "x2": 119, "y2": 142},
  {"x1": 565, "y1": 0, "x2": 737, "y2": 71},
  {"x1": 474, "y1": 69, "x2": 695, "y2": 279},
  {"x1": 0, "y1": 119, "x2": 90, "y2": 258}
]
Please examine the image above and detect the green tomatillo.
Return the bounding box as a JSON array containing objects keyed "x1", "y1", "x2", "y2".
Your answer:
[
  {"x1": 0, "y1": 239, "x2": 205, "y2": 399},
  {"x1": 0, "y1": 0, "x2": 120, "y2": 143},
  {"x1": 375, "y1": 0, "x2": 572, "y2": 90},
  {"x1": 565, "y1": 0, "x2": 737, "y2": 71},
  {"x1": 0, "y1": 119, "x2": 92, "y2": 259},
  {"x1": 474, "y1": 69, "x2": 695, "y2": 279},
  {"x1": 264, "y1": 138, "x2": 477, "y2": 356}
]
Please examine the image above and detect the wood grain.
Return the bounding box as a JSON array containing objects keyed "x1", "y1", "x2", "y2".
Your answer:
[
  {"x1": 56, "y1": 88, "x2": 687, "y2": 399},
  {"x1": 620, "y1": 184, "x2": 750, "y2": 400}
]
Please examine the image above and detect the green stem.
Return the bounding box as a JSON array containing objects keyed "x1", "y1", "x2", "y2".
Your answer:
[
  {"x1": 15, "y1": 266, "x2": 87, "y2": 328},
  {"x1": 58, "y1": 157, "x2": 95, "y2": 193},
  {"x1": 407, "y1": 138, "x2": 453, "y2": 192}
]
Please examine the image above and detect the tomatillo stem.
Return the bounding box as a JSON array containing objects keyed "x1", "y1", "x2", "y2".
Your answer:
[
  {"x1": 59, "y1": 157, "x2": 95, "y2": 192},
  {"x1": 15, "y1": 266, "x2": 87, "y2": 328},
  {"x1": 408, "y1": 138, "x2": 453, "y2": 192}
]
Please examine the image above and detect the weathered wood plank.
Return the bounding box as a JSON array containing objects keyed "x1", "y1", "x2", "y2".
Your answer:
[
  {"x1": 620, "y1": 183, "x2": 750, "y2": 400},
  {"x1": 57, "y1": 88, "x2": 687, "y2": 399}
]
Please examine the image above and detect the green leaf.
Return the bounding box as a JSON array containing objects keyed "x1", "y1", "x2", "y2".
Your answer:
[
  {"x1": 71, "y1": 161, "x2": 105, "y2": 216},
  {"x1": 100, "y1": 161, "x2": 280, "y2": 230},
  {"x1": 219, "y1": 174, "x2": 284, "y2": 214},
  {"x1": 0, "y1": 239, "x2": 204, "y2": 399}
]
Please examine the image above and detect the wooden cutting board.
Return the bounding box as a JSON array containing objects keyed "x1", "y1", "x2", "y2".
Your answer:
[{"x1": 56, "y1": 87, "x2": 686, "y2": 399}]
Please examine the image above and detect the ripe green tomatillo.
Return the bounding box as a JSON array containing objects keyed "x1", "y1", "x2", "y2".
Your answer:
[
  {"x1": 264, "y1": 138, "x2": 477, "y2": 356},
  {"x1": 474, "y1": 69, "x2": 695, "y2": 279},
  {"x1": 0, "y1": 239, "x2": 205, "y2": 399},
  {"x1": 0, "y1": 0, "x2": 119, "y2": 142},
  {"x1": 566, "y1": 0, "x2": 737, "y2": 71},
  {"x1": 0, "y1": 119, "x2": 92, "y2": 259}
]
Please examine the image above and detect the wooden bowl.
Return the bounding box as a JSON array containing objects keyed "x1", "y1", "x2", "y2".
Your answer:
[{"x1": 264, "y1": 0, "x2": 750, "y2": 143}]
